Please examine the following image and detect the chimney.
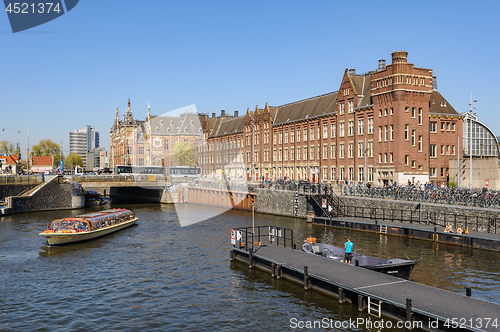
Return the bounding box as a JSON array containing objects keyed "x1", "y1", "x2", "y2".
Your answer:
[
  {"x1": 348, "y1": 68, "x2": 356, "y2": 76},
  {"x1": 234, "y1": 110, "x2": 238, "y2": 117},
  {"x1": 212, "y1": 112, "x2": 216, "y2": 118},
  {"x1": 221, "y1": 110, "x2": 226, "y2": 117},
  {"x1": 432, "y1": 76, "x2": 437, "y2": 91},
  {"x1": 378, "y1": 59, "x2": 386, "y2": 71}
]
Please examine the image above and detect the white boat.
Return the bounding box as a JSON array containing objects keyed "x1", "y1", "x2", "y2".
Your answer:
[{"x1": 39, "y1": 208, "x2": 137, "y2": 245}]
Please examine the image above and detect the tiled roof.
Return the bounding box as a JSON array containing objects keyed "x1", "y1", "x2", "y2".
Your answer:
[
  {"x1": 273, "y1": 91, "x2": 338, "y2": 125},
  {"x1": 209, "y1": 116, "x2": 245, "y2": 138},
  {"x1": 32, "y1": 156, "x2": 53, "y2": 166},
  {"x1": 0, "y1": 155, "x2": 20, "y2": 165},
  {"x1": 150, "y1": 114, "x2": 204, "y2": 136},
  {"x1": 429, "y1": 91, "x2": 459, "y2": 115}
]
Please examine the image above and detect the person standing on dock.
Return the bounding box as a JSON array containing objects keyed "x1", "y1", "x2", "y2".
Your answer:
[{"x1": 344, "y1": 237, "x2": 353, "y2": 264}]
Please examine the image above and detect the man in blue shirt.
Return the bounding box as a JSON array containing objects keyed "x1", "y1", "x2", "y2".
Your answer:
[{"x1": 344, "y1": 237, "x2": 353, "y2": 263}]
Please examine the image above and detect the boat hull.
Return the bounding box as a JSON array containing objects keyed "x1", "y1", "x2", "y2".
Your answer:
[
  {"x1": 302, "y1": 242, "x2": 417, "y2": 280},
  {"x1": 40, "y1": 217, "x2": 138, "y2": 245}
]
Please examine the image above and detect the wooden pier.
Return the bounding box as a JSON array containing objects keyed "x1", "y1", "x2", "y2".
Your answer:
[{"x1": 230, "y1": 228, "x2": 500, "y2": 332}]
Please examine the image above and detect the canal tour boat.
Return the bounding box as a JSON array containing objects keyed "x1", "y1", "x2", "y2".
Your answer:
[
  {"x1": 302, "y1": 238, "x2": 417, "y2": 280},
  {"x1": 39, "y1": 209, "x2": 137, "y2": 245}
]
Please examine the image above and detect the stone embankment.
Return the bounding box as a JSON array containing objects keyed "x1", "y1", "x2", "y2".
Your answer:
[{"x1": 3, "y1": 176, "x2": 85, "y2": 215}]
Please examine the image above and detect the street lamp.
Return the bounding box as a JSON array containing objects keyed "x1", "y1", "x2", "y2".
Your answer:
[{"x1": 468, "y1": 96, "x2": 477, "y2": 189}]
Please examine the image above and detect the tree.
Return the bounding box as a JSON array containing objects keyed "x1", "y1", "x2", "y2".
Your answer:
[
  {"x1": 64, "y1": 153, "x2": 84, "y2": 169},
  {"x1": 0, "y1": 140, "x2": 19, "y2": 155},
  {"x1": 31, "y1": 139, "x2": 62, "y2": 167},
  {"x1": 173, "y1": 141, "x2": 195, "y2": 166}
]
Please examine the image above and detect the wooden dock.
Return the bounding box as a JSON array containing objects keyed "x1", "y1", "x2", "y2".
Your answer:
[{"x1": 231, "y1": 243, "x2": 500, "y2": 332}]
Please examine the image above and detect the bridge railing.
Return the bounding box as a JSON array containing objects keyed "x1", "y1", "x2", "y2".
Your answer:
[
  {"x1": 0, "y1": 175, "x2": 44, "y2": 185},
  {"x1": 72, "y1": 174, "x2": 166, "y2": 185}
]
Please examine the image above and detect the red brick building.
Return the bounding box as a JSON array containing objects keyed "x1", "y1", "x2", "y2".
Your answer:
[{"x1": 200, "y1": 51, "x2": 463, "y2": 186}]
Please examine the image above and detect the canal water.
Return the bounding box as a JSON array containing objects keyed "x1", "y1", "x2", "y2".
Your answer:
[{"x1": 1, "y1": 203, "x2": 499, "y2": 331}]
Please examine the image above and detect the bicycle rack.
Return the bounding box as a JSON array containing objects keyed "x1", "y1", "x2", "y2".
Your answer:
[
  {"x1": 379, "y1": 225, "x2": 387, "y2": 234},
  {"x1": 367, "y1": 297, "x2": 382, "y2": 318}
]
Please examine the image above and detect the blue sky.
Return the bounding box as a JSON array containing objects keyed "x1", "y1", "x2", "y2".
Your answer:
[{"x1": 1, "y1": 0, "x2": 500, "y2": 156}]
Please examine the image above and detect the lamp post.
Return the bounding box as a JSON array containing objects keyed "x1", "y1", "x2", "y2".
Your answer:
[{"x1": 468, "y1": 95, "x2": 477, "y2": 189}]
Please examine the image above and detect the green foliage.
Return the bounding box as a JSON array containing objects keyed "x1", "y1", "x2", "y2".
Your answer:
[
  {"x1": 64, "y1": 153, "x2": 84, "y2": 169},
  {"x1": 31, "y1": 139, "x2": 63, "y2": 167},
  {"x1": 447, "y1": 182, "x2": 457, "y2": 187},
  {"x1": 173, "y1": 141, "x2": 195, "y2": 166},
  {"x1": 0, "y1": 140, "x2": 20, "y2": 156}
]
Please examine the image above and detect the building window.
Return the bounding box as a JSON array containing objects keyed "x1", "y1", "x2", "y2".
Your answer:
[
  {"x1": 418, "y1": 108, "x2": 422, "y2": 125},
  {"x1": 451, "y1": 123, "x2": 455, "y2": 131},
  {"x1": 384, "y1": 125, "x2": 388, "y2": 141},
  {"x1": 138, "y1": 157, "x2": 144, "y2": 166},
  {"x1": 430, "y1": 122, "x2": 437, "y2": 133},
  {"x1": 412, "y1": 160, "x2": 416, "y2": 168},
  {"x1": 379, "y1": 153, "x2": 382, "y2": 163},
  {"x1": 430, "y1": 168, "x2": 436, "y2": 177},
  {"x1": 358, "y1": 141, "x2": 364, "y2": 157},
  {"x1": 340, "y1": 122, "x2": 345, "y2": 137},
  {"x1": 279, "y1": 132, "x2": 283, "y2": 144},
  {"x1": 390, "y1": 125, "x2": 393, "y2": 141},
  {"x1": 384, "y1": 153, "x2": 388, "y2": 163},
  {"x1": 441, "y1": 122, "x2": 445, "y2": 131},
  {"x1": 331, "y1": 144, "x2": 336, "y2": 159},
  {"x1": 310, "y1": 146, "x2": 314, "y2": 160},
  {"x1": 368, "y1": 167, "x2": 374, "y2": 182},
  {"x1": 446, "y1": 145, "x2": 450, "y2": 155},
  {"x1": 323, "y1": 167, "x2": 328, "y2": 180},
  {"x1": 290, "y1": 148, "x2": 294, "y2": 161},
  {"x1": 297, "y1": 148, "x2": 301, "y2": 160},
  {"x1": 411, "y1": 130, "x2": 416, "y2": 146},
  {"x1": 284, "y1": 148, "x2": 288, "y2": 161},
  {"x1": 323, "y1": 125, "x2": 328, "y2": 139},
  {"x1": 390, "y1": 108, "x2": 393, "y2": 115},
  {"x1": 418, "y1": 165, "x2": 423, "y2": 170},
  {"x1": 348, "y1": 166, "x2": 354, "y2": 181},
  {"x1": 412, "y1": 108, "x2": 416, "y2": 118},
  {"x1": 323, "y1": 145, "x2": 328, "y2": 159},
  {"x1": 446, "y1": 123, "x2": 450, "y2": 131},
  {"x1": 378, "y1": 110, "x2": 382, "y2": 117},
  {"x1": 310, "y1": 127, "x2": 314, "y2": 141},
  {"x1": 297, "y1": 130, "x2": 301, "y2": 142},
  {"x1": 405, "y1": 124, "x2": 409, "y2": 140},
  {"x1": 358, "y1": 119, "x2": 364, "y2": 135},
  {"x1": 390, "y1": 153, "x2": 393, "y2": 163},
  {"x1": 284, "y1": 131, "x2": 288, "y2": 143},
  {"x1": 379, "y1": 126, "x2": 382, "y2": 142},
  {"x1": 304, "y1": 128, "x2": 308, "y2": 141},
  {"x1": 358, "y1": 167, "x2": 364, "y2": 182},
  {"x1": 274, "y1": 133, "x2": 277, "y2": 144},
  {"x1": 291, "y1": 130, "x2": 294, "y2": 143},
  {"x1": 430, "y1": 144, "x2": 437, "y2": 158},
  {"x1": 441, "y1": 145, "x2": 444, "y2": 155},
  {"x1": 451, "y1": 145, "x2": 455, "y2": 155},
  {"x1": 368, "y1": 117, "x2": 374, "y2": 134},
  {"x1": 348, "y1": 100, "x2": 354, "y2": 113},
  {"x1": 348, "y1": 143, "x2": 354, "y2": 158},
  {"x1": 303, "y1": 147, "x2": 308, "y2": 160},
  {"x1": 331, "y1": 166, "x2": 336, "y2": 181},
  {"x1": 441, "y1": 168, "x2": 444, "y2": 177},
  {"x1": 348, "y1": 120, "x2": 354, "y2": 136},
  {"x1": 339, "y1": 167, "x2": 345, "y2": 181},
  {"x1": 368, "y1": 140, "x2": 373, "y2": 157},
  {"x1": 339, "y1": 102, "x2": 345, "y2": 115},
  {"x1": 405, "y1": 107, "x2": 409, "y2": 113},
  {"x1": 405, "y1": 155, "x2": 409, "y2": 166},
  {"x1": 339, "y1": 143, "x2": 345, "y2": 158},
  {"x1": 418, "y1": 135, "x2": 422, "y2": 152},
  {"x1": 139, "y1": 146, "x2": 144, "y2": 154},
  {"x1": 331, "y1": 123, "x2": 336, "y2": 138}
]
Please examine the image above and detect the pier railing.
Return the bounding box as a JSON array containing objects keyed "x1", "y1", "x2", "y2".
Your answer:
[
  {"x1": 0, "y1": 175, "x2": 44, "y2": 184},
  {"x1": 231, "y1": 225, "x2": 295, "y2": 252}
]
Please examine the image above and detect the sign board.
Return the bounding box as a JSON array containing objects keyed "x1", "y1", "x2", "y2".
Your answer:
[
  {"x1": 236, "y1": 231, "x2": 242, "y2": 241},
  {"x1": 269, "y1": 226, "x2": 281, "y2": 242},
  {"x1": 230, "y1": 229, "x2": 235, "y2": 245},
  {"x1": 322, "y1": 198, "x2": 327, "y2": 208},
  {"x1": 294, "y1": 192, "x2": 299, "y2": 216},
  {"x1": 486, "y1": 179, "x2": 489, "y2": 186}
]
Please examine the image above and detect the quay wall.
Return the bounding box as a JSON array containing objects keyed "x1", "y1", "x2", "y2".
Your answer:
[
  {"x1": 0, "y1": 184, "x2": 38, "y2": 200},
  {"x1": 255, "y1": 189, "x2": 307, "y2": 218},
  {"x1": 6, "y1": 176, "x2": 84, "y2": 214}
]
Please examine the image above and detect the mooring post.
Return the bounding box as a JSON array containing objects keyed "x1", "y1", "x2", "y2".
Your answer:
[
  {"x1": 304, "y1": 266, "x2": 309, "y2": 289},
  {"x1": 338, "y1": 287, "x2": 345, "y2": 303},
  {"x1": 433, "y1": 226, "x2": 437, "y2": 242},
  {"x1": 271, "y1": 263, "x2": 275, "y2": 278},
  {"x1": 248, "y1": 248, "x2": 254, "y2": 268},
  {"x1": 406, "y1": 298, "x2": 413, "y2": 325},
  {"x1": 357, "y1": 295, "x2": 366, "y2": 312},
  {"x1": 466, "y1": 288, "x2": 472, "y2": 297}
]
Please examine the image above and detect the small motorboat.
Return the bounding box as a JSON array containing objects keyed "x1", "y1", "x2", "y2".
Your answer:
[
  {"x1": 85, "y1": 190, "x2": 109, "y2": 206},
  {"x1": 39, "y1": 208, "x2": 138, "y2": 245},
  {"x1": 302, "y1": 238, "x2": 417, "y2": 280}
]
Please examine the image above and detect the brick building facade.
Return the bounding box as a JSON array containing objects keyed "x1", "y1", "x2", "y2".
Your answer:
[{"x1": 198, "y1": 51, "x2": 463, "y2": 186}]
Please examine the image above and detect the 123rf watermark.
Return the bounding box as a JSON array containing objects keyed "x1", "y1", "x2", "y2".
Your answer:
[{"x1": 290, "y1": 317, "x2": 499, "y2": 330}]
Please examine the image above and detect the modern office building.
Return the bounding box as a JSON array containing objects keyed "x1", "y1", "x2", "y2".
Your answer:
[{"x1": 69, "y1": 125, "x2": 100, "y2": 169}]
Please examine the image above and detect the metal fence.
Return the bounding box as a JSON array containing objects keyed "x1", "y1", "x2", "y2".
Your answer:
[
  {"x1": 343, "y1": 185, "x2": 500, "y2": 209},
  {"x1": 231, "y1": 225, "x2": 296, "y2": 252},
  {"x1": 0, "y1": 175, "x2": 44, "y2": 184}
]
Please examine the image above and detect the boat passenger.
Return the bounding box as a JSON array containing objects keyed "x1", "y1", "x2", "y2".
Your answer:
[
  {"x1": 444, "y1": 223, "x2": 453, "y2": 233},
  {"x1": 344, "y1": 238, "x2": 353, "y2": 264},
  {"x1": 457, "y1": 227, "x2": 463, "y2": 234}
]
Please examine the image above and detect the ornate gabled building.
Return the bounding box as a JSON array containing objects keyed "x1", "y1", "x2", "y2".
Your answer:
[
  {"x1": 110, "y1": 100, "x2": 204, "y2": 169},
  {"x1": 198, "y1": 51, "x2": 463, "y2": 186}
]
